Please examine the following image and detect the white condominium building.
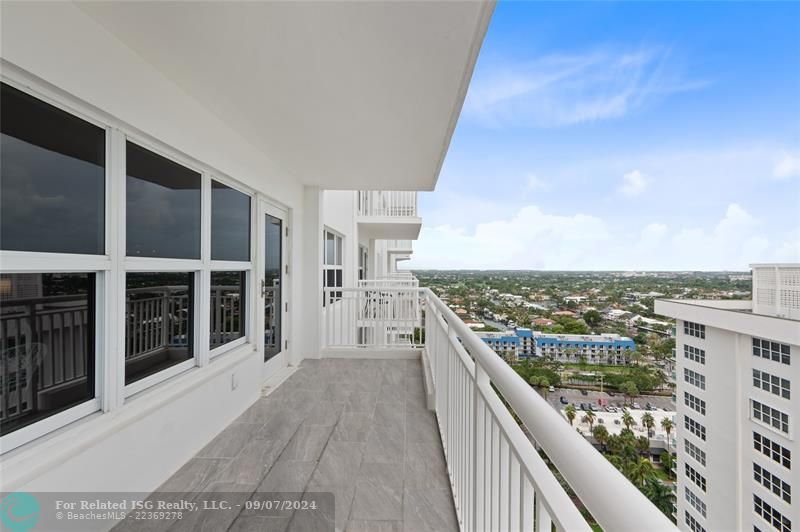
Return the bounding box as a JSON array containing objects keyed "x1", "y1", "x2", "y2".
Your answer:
[{"x1": 656, "y1": 264, "x2": 800, "y2": 532}]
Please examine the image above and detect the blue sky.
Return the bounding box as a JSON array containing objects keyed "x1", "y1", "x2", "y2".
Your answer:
[{"x1": 409, "y1": 1, "x2": 800, "y2": 271}]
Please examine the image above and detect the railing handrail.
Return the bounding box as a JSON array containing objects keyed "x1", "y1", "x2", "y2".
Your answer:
[{"x1": 422, "y1": 287, "x2": 676, "y2": 532}]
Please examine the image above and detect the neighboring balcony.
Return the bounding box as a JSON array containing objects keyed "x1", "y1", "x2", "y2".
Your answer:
[
  {"x1": 386, "y1": 239, "x2": 414, "y2": 254},
  {"x1": 320, "y1": 287, "x2": 676, "y2": 531},
  {"x1": 357, "y1": 191, "x2": 422, "y2": 240}
]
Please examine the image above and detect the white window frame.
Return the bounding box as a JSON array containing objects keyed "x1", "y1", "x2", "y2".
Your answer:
[
  {"x1": 322, "y1": 228, "x2": 344, "y2": 304},
  {"x1": 0, "y1": 73, "x2": 111, "y2": 453},
  {"x1": 0, "y1": 65, "x2": 258, "y2": 453}
]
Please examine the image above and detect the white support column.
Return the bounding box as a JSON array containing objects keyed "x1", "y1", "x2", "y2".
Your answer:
[{"x1": 300, "y1": 186, "x2": 323, "y2": 359}]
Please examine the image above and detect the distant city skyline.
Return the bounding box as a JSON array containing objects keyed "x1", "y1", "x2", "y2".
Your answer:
[{"x1": 409, "y1": 1, "x2": 800, "y2": 271}]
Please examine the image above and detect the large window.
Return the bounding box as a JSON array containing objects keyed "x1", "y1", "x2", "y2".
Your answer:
[
  {"x1": 754, "y1": 463, "x2": 791, "y2": 503},
  {"x1": 684, "y1": 392, "x2": 706, "y2": 415},
  {"x1": 685, "y1": 415, "x2": 706, "y2": 441},
  {"x1": 752, "y1": 400, "x2": 789, "y2": 435},
  {"x1": 0, "y1": 273, "x2": 96, "y2": 436},
  {"x1": 753, "y1": 338, "x2": 790, "y2": 365},
  {"x1": 126, "y1": 142, "x2": 201, "y2": 259},
  {"x1": 211, "y1": 180, "x2": 251, "y2": 261},
  {"x1": 0, "y1": 78, "x2": 258, "y2": 451},
  {"x1": 125, "y1": 272, "x2": 194, "y2": 385},
  {"x1": 754, "y1": 431, "x2": 791, "y2": 470},
  {"x1": 685, "y1": 438, "x2": 706, "y2": 466},
  {"x1": 1, "y1": 82, "x2": 105, "y2": 255},
  {"x1": 684, "y1": 321, "x2": 706, "y2": 339},
  {"x1": 753, "y1": 369, "x2": 790, "y2": 400},
  {"x1": 210, "y1": 271, "x2": 246, "y2": 350},
  {"x1": 754, "y1": 494, "x2": 791, "y2": 532},
  {"x1": 358, "y1": 245, "x2": 368, "y2": 281},
  {"x1": 323, "y1": 229, "x2": 343, "y2": 305},
  {"x1": 684, "y1": 344, "x2": 706, "y2": 364}
]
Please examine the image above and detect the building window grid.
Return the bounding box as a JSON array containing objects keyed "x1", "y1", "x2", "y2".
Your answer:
[
  {"x1": 684, "y1": 344, "x2": 706, "y2": 364},
  {"x1": 685, "y1": 511, "x2": 706, "y2": 532},
  {"x1": 754, "y1": 432, "x2": 791, "y2": 470},
  {"x1": 685, "y1": 416, "x2": 707, "y2": 441},
  {"x1": 684, "y1": 321, "x2": 706, "y2": 339},
  {"x1": 685, "y1": 463, "x2": 707, "y2": 492},
  {"x1": 685, "y1": 487, "x2": 707, "y2": 518},
  {"x1": 322, "y1": 229, "x2": 343, "y2": 305},
  {"x1": 754, "y1": 463, "x2": 791, "y2": 504},
  {"x1": 752, "y1": 400, "x2": 790, "y2": 435},
  {"x1": 753, "y1": 369, "x2": 790, "y2": 400},
  {"x1": 753, "y1": 338, "x2": 791, "y2": 366},
  {"x1": 685, "y1": 392, "x2": 707, "y2": 415},
  {"x1": 684, "y1": 368, "x2": 706, "y2": 390},
  {"x1": 685, "y1": 438, "x2": 707, "y2": 466},
  {"x1": 754, "y1": 494, "x2": 791, "y2": 532}
]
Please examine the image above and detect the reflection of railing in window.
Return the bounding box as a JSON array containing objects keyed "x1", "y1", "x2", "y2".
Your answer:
[
  {"x1": 210, "y1": 285, "x2": 243, "y2": 349},
  {"x1": 125, "y1": 286, "x2": 190, "y2": 359},
  {"x1": 264, "y1": 284, "x2": 280, "y2": 355},
  {"x1": 1, "y1": 295, "x2": 90, "y2": 423}
]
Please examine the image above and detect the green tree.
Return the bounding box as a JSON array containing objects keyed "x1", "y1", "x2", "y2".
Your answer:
[
  {"x1": 629, "y1": 457, "x2": 656, "y2": 487},
  {"x1": 582, "y1": 410, "x2": 597, "y2": 432},
  {"x1": 583, "y1": 309, "x2": 602, "y2": 328},
  {"x1": 642, "y1": 478, "x2": 675, "y2": 520},
  {"x1": 592, "y1": 424, "x2": 609, "y2": 450},
  {"x1": 564, "y1": 404, "x2": 577, "y2": 427},
  {"x1": 621, "y1": 409, "x2": 636, "y2": 430},
  {"x1": 661, "y1": 417, "x2": 674, "y2": 439},
  {"x1": 636, "y1": 436, "x2": 651, "y2": 456},
  {"x1": 641, "y1": 412, "x2": 655, "y2": 437},
  {"x1": 620, "y1": 381, "x2": 639, "y2": 406}
]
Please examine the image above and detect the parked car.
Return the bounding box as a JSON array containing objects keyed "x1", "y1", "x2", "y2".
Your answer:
[
  {"x1": 645, "y1": 402, "x2": 653, "y2": 410},
  {"x1": 549, "y1": 386, "x2": 555, "y2": 393},
  {"x1": 580, "y1": 389, "x2": 589, "y2": 396},
  {"x1": 607, "y1": 391, "x2": 616, "y2": 397},
  {"x1": 559, "y1": 396, "x2": 568, "y2": 405},
  {"x1": 589, "y1": 404, "x2": 597, "y2": 412},
  {"x1": 633, "y1": 402, "x2": 641, "y2": 409},
  {"x1": 580, "y1": 403, "x2": 588, "y2": 411}
]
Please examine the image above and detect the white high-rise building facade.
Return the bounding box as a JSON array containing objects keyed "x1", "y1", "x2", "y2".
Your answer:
[{"x1": 656, "y1": 264, "x2": 800, "y2": 532}]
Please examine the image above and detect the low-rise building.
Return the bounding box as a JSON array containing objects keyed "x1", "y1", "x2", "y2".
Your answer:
[{"x1": 477, "y1": 329, "x2": 636, "y2": 364}]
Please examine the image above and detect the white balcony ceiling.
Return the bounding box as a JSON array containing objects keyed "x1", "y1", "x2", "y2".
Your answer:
[{"x1": 78, "y1": 1, "x2": 494, "y2": 191}]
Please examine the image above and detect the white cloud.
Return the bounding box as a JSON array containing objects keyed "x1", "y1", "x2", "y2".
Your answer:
[
  {"x1": 773, "y1": 152, "x2": 800, "y2": 179},
  {"x1": 618, "y1": 170, "x2": 648, "y2": 196},
  {"x1": 409, "y1": 203, "x2": 799, "y2": 270},
  {"x1": 463, "y1": 46, "x2": 708, "y2": 128}
]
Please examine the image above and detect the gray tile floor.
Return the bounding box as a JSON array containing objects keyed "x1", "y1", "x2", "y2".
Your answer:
[{"x1": 116, "y1": 358, "x2": 458, "y2": 532}]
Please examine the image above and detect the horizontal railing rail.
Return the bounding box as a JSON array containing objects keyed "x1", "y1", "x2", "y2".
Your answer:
[
  {"x1": 357, "y1": 190, "x2": 417, "y2": 217},
  {"x1": 357, "y1": 278, "x2": 419, "y2": 288}
]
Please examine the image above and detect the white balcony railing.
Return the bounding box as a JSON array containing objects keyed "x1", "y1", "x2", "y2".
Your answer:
[
  {"x1": 386, "y1": 239, "x2": 413, "y2": 250},
  {"x1": 357, "y1": 190, "x2": 417, "y2": 217},
  {"x1": 322, "y1": 287, "x2": 676, "y2": 531}
]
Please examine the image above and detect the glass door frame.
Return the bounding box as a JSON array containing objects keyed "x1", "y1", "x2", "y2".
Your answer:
[{"x1": 258, "y1": 198, "x2": 289, "y2": 380}]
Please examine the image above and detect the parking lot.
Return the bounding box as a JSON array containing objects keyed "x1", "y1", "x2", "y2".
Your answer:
[{"x1": 544, "y1": 386, "x2": 675, "y2": 412}]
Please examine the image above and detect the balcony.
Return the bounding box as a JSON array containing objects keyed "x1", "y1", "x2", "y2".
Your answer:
[
  {"x1": 357, "y1": 191, "x2": 422, "y2": 240},
  {"x1": 319, "y1": 288, "x2": 674, "y2": 530},
  {"x1": 386, "y1": 239, "x2": 414, "y2": 254}
]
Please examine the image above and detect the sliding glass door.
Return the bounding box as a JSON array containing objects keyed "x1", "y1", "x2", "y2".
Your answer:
[{"x1": 261, "y1": 202, "x2": 287, "y2": 366}]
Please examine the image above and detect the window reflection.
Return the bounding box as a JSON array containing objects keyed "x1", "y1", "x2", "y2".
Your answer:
[
  {"x1": 264, "y1": 215, "x2": 282, "y2": 360},
  {"x1": 210, "y1": 271, "x2": 246, "y2": 350},
  {"x1": 125, "y1": 272, "x2": 193, "y2": 385},
  {"x1": 0, "y1": 83, "x2": 105, "y2": 255},
  {"x1": 211, "y1": 181, "x2": 250, "y2": 262},
  {"x1": 0, "y1": 273, "x2": 96, "y2": 436},
  {"x1": 126, "y1": 142, "x2": 201, "y2": 259}
]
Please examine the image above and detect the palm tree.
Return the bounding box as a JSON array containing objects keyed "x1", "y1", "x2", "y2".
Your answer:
[
  {"x1": 661, "y1": 417, "x2": 674, "y2": 439},
  {"x1": 641, "y1": 412, "x2": 655, "y2": 437},
  {"x1": 621, "y1": 409, "x2": 636, "y2": 430},
  {"x1": 643, "y1": 478, "x2": 675, "y2": 520},
  {"x1": 660, "y1": 451, "x2": 676, "y2": 478},
  {"x1": 582, "y1": 409, "x2": 597, "y2": 432},
  {"x1": 629, "y1": 457, "x2": 656, "y2": 487},
  {"x1": 539, "y1": 377, "x2": 550, "y2": 400},
  {"x1": 592, "y1": 424, "x2": 609, "y2": 451},
  {"x1": 564, "y1": 404, "x2": 577, "y2": 426},
  {"x1": 636, "y1": 436, "x2": 651, "y2": 457}
]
